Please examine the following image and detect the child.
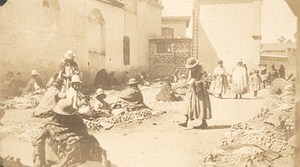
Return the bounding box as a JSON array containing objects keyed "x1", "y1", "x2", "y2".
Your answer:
[{"x1": 251, "y1": 70, "x2": 262, "y2": 97}]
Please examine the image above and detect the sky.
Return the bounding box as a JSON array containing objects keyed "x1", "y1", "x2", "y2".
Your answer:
[{"x1": 161, "y1": 0, "x2": 297, "y2": 43}]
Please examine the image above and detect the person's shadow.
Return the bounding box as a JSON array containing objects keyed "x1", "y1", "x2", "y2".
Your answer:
[{"x1": 205, "y1": 125, "x2": 232, "y2": 130}]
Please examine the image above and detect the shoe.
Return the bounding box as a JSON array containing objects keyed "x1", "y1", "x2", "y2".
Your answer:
[
  {"x1": 193, "y1": 120, "x2": 208, "y2": 129},
  {"x1": 179, "y1": 122, "x2": 187, "y2": 127},
  {"x1": 179, "y1": 115, "x2": 188, "y2": 127}
]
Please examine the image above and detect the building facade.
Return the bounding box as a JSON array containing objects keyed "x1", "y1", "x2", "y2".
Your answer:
[
  {"x1": 162, "y1": 16, "x2": 190, "y2": 38},
  {"x1": 0, "y1": 0, "x2": 162, "y2": 87},
  {"x1": 197, "y1": 0, "x2": 262, "y2": 72}
]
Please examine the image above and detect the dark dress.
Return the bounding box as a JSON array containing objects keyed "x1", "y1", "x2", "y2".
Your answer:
[
  {"x1": 186, "y1": 69, "x2": 212, "y2": 120},
  {"x1": 94, "y1": 69, "x2": 111, "y2": 89},
  {"x1": 156, "y1": 81, "x2": 178, "y2": 102},
  {"x1": 33, "y1": 114, "x2": 104, "y2": 167}
]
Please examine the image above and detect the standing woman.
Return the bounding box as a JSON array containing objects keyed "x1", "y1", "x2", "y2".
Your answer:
[{"x1": 179, "y1": 57, "x2": 212, "y2": 129}]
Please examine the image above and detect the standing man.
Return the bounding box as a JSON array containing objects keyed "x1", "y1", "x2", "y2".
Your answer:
[
  {"x1": 231, "y1": 59, "x2": 248, "y2": 99},
  {"x1": 278, "y1": 64, "x2": 286, "y2": 79},
  {"x1": 179, "y1": 57, "x2": 212, "y2": 129},
  {"x1": 270, "y1": 64, "x2": 279, "y2": 83},
  {"x1": 210, "y1": 60, "x2": 228, "y2": 98}
]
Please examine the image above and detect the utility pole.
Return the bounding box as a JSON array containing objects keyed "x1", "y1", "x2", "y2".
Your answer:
[{"x1": 192, "y1": 0, "x2": 200, "y2": 59}]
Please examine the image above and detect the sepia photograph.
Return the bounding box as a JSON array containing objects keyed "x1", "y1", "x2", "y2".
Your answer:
[{"x1": 0, "y1": 0, "x2": 299, "y2": 166}]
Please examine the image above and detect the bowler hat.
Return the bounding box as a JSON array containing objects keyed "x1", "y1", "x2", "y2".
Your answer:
[
  {"x1": 70, "y1": 75, "x2": 82, "y2": 83},
  {"x1": 127, "y1": 78, "x2": 139, "y2": 85},
  {"x1": 53, "y1": 99, "x2": 75, "y2": 115},
  {"x1": 31, "y1": 70, "x2": 39, "y2": 76},
  {"x1": 95, "y1": 88, "x2": 107, "y2": 99},
  {"x1": 64, "y1": 50, "x2": 75, "y2": 60},
  {"x1": 185, "y1": 57, "x2": 200, "y2": 69}
]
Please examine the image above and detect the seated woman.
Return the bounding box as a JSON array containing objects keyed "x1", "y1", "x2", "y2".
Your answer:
[
  {"x1": 83, "y1": 88, "x2": 112, "y2": 118},
  {"x1": 173, "y1": 74, "x2": 188, "y2": 95},
  {"x1": 23, "y1": 70, "x2": 46, "y2": 95},
  {"x1": 33, "y1": 78, "x2": 66, "y2": 117},
  {"x1": 33, "y1": 99, "x2": 107, "y2": 167},
  {"x1": 66, "y1": 75, "x2": 87, "y2": 110},
  {"x1": 156, "y1": 77, "x2": 180, "y2": 102},
  {"x1": 117, "y1": 78, "x2": 149, "y2": 111}
]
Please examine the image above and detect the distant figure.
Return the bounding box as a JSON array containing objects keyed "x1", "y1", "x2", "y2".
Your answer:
[
  {"x1": 94, "y1": 69, "x2": 111, "y2": 90},
  {"x1": 278, "y1": 64, "x2": 286, "y2": 79},
  {"x1": 87, "y1": 88, "x2": 112, "y2": 118},
  {"x1": 58, "y1": 50, "x2": 79, "y2": 93},
  {"x1": 23, "y1": 70, "x2": 46, "y2": 95},
  {"x1": 46, "y1": 73, "x2": 59, "y2": 88},
  {"x1": 156, "y1": 77, "x2": 179, "y2": 102},
  {"x1": 172, "y1": 69, "x2": 180, "y2": 83},
  {"x1": 108, "y1": 71, "x2": 119, "y2": 86},
  {"x1": 259, "y1": 64, "x2": 268, "y2": 88},
  {"x1": 135, "y1": 72, "x2": 150, "y2": 86},
  {"x1": 209, "y1": 60, "x2": 228, "y2": 98},
  {"x1": 66, "y1": 75, "x2": 86, "y2": 110},
  {"x1": 0, "y1": 108, "x2": 5, "y2": 126},
  {"x1": 179, "y1": 57, "x2": 212, "y2": 129},
  {"x1": 173, "y1": 74, "x2": 188, "y2": 95},
  {"x1": 251, "y1": 70, "x2": 262, "y2": 98},
  {"x1": 33, "y1": 99, "x2": 107, "y2": 167},
  {"x1": 117, "y1": 78, "x2": 148, "y2": 111},
  {"x1": 33, "y1": 78, "x2": 66, "y2": 117},
  {"x1": 270, "y1": 64, "x2": 279, "y2": 83},
  {"x1": 231, "y1": 59, "x2": 248, "y2": 99}
]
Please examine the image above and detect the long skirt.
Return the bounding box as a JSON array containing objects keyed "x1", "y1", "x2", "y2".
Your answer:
[{"x1": 186, "y1": 89, "x2": 212, "y2": 120}]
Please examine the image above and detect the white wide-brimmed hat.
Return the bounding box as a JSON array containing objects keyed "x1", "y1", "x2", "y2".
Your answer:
[
  {"x1": 95, "y1": 88, "x2": 107, "y2": 99},
  {"x1": 64, "y1": 50, "x2": 75, "y2": 60},
  {"x1": 53, "y1": 99, "x2": 75, "y2": 115},
  {"x1": 127, "y1": 78, "x2": 139, "y2": 85},
  {"x1": 31, "y1": 70, "x2": 39, "y2": 76},
  {"x1": 70, "y1": 75, "x2": 82, "y2": 83}
]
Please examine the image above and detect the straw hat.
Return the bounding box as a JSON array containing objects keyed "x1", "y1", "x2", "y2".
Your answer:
[
  {"x1": 64, "y1": 50, "x2": 75, "y2": 60},
  {"x1": 31, "y1": 70, "x2": 39, "y2": 76},
  {"x1": 127, "y1": 78, "x2": 139, "y2": 85},
  {"x1": 185, "y1": 57, "x2": 201, "y2": 69},
  {"x1": 70, "y1": 75, "x2": 82, "y2": 83},
  {"x1": 163, "y1": 76, "x2": 170, "y2": 82},
  {"x1": 95, "y1": 88, "x2": 106, "y2": 99},
  {"x1": 53, "y1": 99, "x2": 75, "y2": 115}
]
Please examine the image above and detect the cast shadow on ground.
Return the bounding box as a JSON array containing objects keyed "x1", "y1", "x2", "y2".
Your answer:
[{"x1": 205, "y1": 125, "x2": 232, "y2": 130}]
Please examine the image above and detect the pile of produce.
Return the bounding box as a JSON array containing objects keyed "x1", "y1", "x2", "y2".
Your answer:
[
  {"x1": 202, "y1": 79, "x2": 295, "y2": 167},
  {"x1": 83, "y1": 108, "x2": 154, "y2": 131},
  {"x1": 0, "y1": 94, "x2": 42, "y2": 110}
]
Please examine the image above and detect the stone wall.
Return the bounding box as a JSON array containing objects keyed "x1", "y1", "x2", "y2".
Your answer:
[{"x1": 149, "y1": 38, "x2": 192, "y2": 78}]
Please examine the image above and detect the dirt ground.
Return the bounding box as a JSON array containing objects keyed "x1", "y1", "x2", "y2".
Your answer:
[{"x1": 0, "y1": 87, "x2": 291, "y2": 167}]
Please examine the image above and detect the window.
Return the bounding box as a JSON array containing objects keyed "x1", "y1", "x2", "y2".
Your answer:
[
  {"x1": 123, "y1": 36, "x2": 130, "y2": 65},
  {"x1": 157, "y1": 42, "x2": 171, "y2": 53},
  {"x1": 162, "y1": 27, "x2": 174, "y2": 38}
]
